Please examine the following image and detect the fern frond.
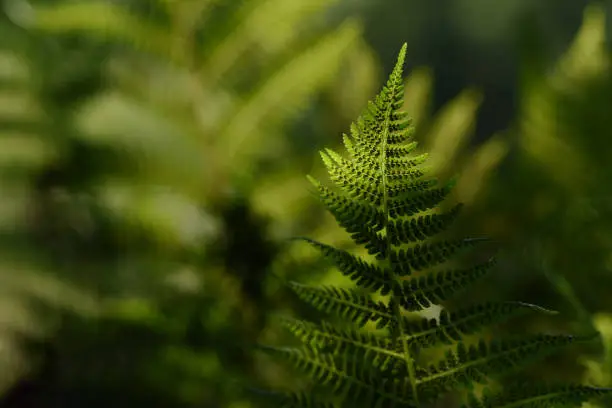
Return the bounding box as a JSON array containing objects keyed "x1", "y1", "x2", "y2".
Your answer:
[
  {"x1": 307, "y1": 176, "x2": 385, "y2": 233},
  {"x1": 396, "y1": 258, "x2": 497, "y2": 311},
  {"x1": 286, "y1": 282, "x2": 393, "y2": 328},
  {"x1": 462, "y1": 384, "x2": 612, "y2": 408},
  {"x1": 280, "y1": 318, "x2": 403, "y2": 373},
  {"x1": 414, "y1": 335, "x2": 582, "y2": 402},
  {"x1": 294, "y1": 238, "x2": 394, "y2": 292},
  {"x1": 400, "y1": 301, "x2": 557, "y2": 350},
  {"x1": 388, "y1": 237, "x2": 487, "y2": 276},
  {"x1": 259, "y1": 345, "x2": 418, "y2": 408},
  {"x1": 387, "y1": 183, "x2": 453, "y2": 218},
  {"x1": 386, "y1": 204, "x2": 462, "y2": 245},
  {"x1": 254, "y1": 43, "x2": 607, "y2": 408}
]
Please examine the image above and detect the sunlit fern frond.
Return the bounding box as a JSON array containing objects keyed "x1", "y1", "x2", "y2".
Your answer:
[{"x1": 252, "y1": 44, "x2": 612, "y2": 408}]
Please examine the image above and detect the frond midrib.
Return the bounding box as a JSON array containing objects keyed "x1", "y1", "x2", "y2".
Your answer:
[{"x1": 376, "y1": 43, "x2": 419, "y2": 403}]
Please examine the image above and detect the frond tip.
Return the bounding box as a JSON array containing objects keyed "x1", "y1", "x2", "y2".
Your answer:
[{"x1": 250, "y1": 43, "x2": 606, "y2": 408}]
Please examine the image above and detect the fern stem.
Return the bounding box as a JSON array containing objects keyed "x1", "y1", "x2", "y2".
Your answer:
[
  {"x1": 380, "y1": 45, "x2": 420, "y2": 404},
  {"x1": 381, "y1": 154, "x2": 420, "y2": 405}
]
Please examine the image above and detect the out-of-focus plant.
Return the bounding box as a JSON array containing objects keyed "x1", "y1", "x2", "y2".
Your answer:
[
  {"x1": 476, "y1": 4, "x2": 612, "y2": 318},
  {"x1": 401, "y1": 67, "x2": 508, "y2": 208},
  {"x1": 26, "y1": 0, "x2": 374, "y2": 208},
  {"x1": 583, "y1": 313, "x2": 612, "y2": 407},
  {"x1": 0, "y1": 0, "x2": 381, "y2": 407},
  {"x1": 0, "y1": 19, "x2": 103, "y2": 397}
]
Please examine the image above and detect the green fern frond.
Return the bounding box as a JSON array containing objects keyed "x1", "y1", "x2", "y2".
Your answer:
[
  {"x1": 396, "y1": 258, "x2": 497, "y2": 311},
  {"x1": 307, "y1": 176, "x2": 386, "y2": 232},
  {"x1": 399, "y1": 301, "x2": 558, "y2": 349},
  {"x1": 258, "y1": 345, "x2": 418, "y2": 408},
  {"x1": 414, "y1": 334, "x2": 583, "y2": 402},
  {"x1": 280, "y1": 318, "x2": 403, "y2": 372},
  {"x1": 387, "y1": 183, "x2": 453, "y2": 218},
  {"x1": 294, "y1": 237, "x2": 393, "y2": 292},
  {"x1": 254, "y1": 43, "x2": 608, "y2": 408},
  {"x1": 286, "y1": 281, "x2": 393, "y2": 328},
  {"x1": 462, "y1": 384, "x2": 612, "y2": 408},
  {"x1": 388, "y1": 237, "x2": 487, "y2": 276},
  {"x1": 386, "y1": 203, "x2": 462, "y2": 245}
]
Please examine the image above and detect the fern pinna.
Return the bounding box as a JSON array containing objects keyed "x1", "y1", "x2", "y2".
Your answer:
[{"x1": 253, "y1": 44, "x2": 611, "y2": 408}]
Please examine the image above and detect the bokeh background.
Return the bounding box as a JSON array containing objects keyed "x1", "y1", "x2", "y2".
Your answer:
[{"x1": 1, "y1": 0, "x2": 612, "y2": 407}]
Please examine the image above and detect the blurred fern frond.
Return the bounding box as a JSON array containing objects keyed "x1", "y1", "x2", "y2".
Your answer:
[{"x1": 0, "y1": 0, "x2": 380, "y2": 407}]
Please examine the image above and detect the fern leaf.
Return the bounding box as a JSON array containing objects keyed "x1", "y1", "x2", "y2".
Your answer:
[
  {"x1": 255, "y1": 43, "x2": 605, "y2": 408},
  {"x1": 387, "y1": 184, "x2": 453, "y2": 218},
  {"x1": 259, "y1": 345, "x2": 418, "y2": 408},
  {"x1": 463, "y1": 384, "x2": 612, "y2": 408},
  {"x1": 388, "y1": 238, "x2": 487, "y2": 276},
  {"x1": 415, "y1": 335, "x2": 582, "y2": 401},
  {"x1": 280, "y1": 318, "x2": 404, "y2": 374},
  {"x1": 396, "y1": 258, "x2": 497, "y2": 311},
  {"x1": 294, "y1": 238, "x2": 395, "y2": 292},
  {"x1": 401, "y1": 301, "x2": 558, "y2": 349},
  {"x1": 386, "y1": 204, "x2": 462, "y2": 246},
  {"x1": 286, "y1": 282, "x2": 393, "y2": 328},
  {"x1": 307, "y1": 176, "x2": 385, "y2": 233}
]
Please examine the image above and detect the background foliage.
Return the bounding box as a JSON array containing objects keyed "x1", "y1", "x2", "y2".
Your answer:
[{"x1": 0, "y1": 0, "x2": 612, "y2": 407}]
